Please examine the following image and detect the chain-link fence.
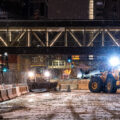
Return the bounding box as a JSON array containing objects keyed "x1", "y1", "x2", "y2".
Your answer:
[{"x1": 0, "y1": 71, "x2": 28, "y2": 85}]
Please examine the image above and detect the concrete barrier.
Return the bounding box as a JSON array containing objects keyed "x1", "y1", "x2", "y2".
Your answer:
[
  {"x1": 1, "y1": 89, "x2": 9, "y2": 101},
  {"x1": 0, "y1": 84, "x2": 29, "y2": 102},
  {"x1": 58, "y1": 79, "x2": 90, "y2": 90},
  {"x1": 16, "y1": 86, "x2": 21, "y2": 96},
  {"x1": 0, "y1": 85, "x2": 4, "y2": 89},
  {"x1": 78, "y1": 79, "x2": 90, "y2": 90},
  {"x1": 19, "y1": 86, "x2": 23, "y2": 95},
  {"x1": 59, "y1": 84, "x2": 71, "y2": 92},
  {"x1": 58, "y1": 80, "x2": 79, "y2": 90},
  {"x1": 0, "y1": 90, "x2": 3, "y2": 102},
  {"x1": 7, "y1": 88, "x2": 14, "y2": 99},
  {"x1": 7, "y1": 87, "x2": 17, "y2": 99},
  {"x1": 19, "y1": 86, "x2": 29, "y2": 95},
  {"x1": 12, "y1": 87, "x2": 17, "y2": 98},
  {"x1": 4, "y1": 84, "x2": 13, "y2": 89}
]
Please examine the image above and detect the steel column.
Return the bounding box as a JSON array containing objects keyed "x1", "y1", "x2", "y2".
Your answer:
[
  {"x1": 27, "y1": 31, "x2": 31, "y2": 47},
  {"x1": 102, "y1": 29, "x2": 104, "y2": 47},
  {"x1": 46, "y1": 30, "x2": 49, "y2": 47},
  {"x1": 65, "y1": 29, "x2": 68, "y2": 47}
]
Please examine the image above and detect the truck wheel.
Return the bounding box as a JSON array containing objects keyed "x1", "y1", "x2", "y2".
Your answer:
[
  {"x1": 89, "y1": 76, "x2": 102, "y2": 93},
  {"x1": 105, "y1": 77, "x2": 117, "y2": 93}
]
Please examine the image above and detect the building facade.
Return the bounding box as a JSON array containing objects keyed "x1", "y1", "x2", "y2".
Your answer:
[
  {"x1": 0, "y1": 0, "x2": 89, "y2": 20},
  {"x1": 94, "y1": 0, "x2": 120, "y2": 19},
  {"x1": 48, "y1": 0, "x2": 89, "y2": 20},
  {"x1": 0, "y1": 0, "x2": 120, "y2": 20}
]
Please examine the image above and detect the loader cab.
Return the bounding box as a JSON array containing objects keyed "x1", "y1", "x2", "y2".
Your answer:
[
  {"x1": 27, "y1": 65, "x2": 57, "y2": 91},
  {"x1": 27, "y1": 66, "x2": 50, "y2": 82},
  {"x1": 30, "y1": 66, "x2": 47, "y2": 74}
]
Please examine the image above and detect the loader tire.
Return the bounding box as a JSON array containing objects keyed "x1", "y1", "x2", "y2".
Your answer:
[
  {"x1": 89, "y1": 76, "x2": 102, "y2": 93},
  {"x1": 105, "y1": 76, "x2": 117, "y2": 93}
]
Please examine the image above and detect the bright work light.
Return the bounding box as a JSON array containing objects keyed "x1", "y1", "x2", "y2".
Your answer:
[
  {"x1": 109, "y1": 56, "x2": 120, "y2": 66},
  {"x1": 44, "y1": 71, "x2": 51, "y2": 78},
  {"x1": 77, "y1": 72, "x2": 82, "y2": 79},
  {"x1": 28, "y1": 71, "x2": 35, "y2": 78}
]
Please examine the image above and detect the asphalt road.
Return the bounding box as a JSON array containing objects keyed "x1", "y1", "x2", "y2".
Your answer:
[{"x1": 1, "y1": 90, "x2": 120, "y2": 120}]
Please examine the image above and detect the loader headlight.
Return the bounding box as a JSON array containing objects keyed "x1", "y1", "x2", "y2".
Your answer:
[
  {"x1": 44, "y1": 70, "x2": 51, "y2": 78},
  {"x1": 28, "y1": 71, "x2": 35, "y2": 78},
  {"x1": 77, "y1": 72, "x2": 82, "y2": 79},
  {"x1": 109, "y1": 56, "x2": 120, "y2": 66}
]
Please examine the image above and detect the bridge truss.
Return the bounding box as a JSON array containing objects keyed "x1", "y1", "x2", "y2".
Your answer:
[{"x1": 0, "y1": 20, "x2": 120, "y2": 47}]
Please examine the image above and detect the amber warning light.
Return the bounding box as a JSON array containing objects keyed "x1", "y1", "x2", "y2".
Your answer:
[{"x1": 72, "y1": 55, "x2": 80, "y2": 60}]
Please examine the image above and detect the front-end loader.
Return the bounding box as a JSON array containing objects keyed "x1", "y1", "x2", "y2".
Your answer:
[{"x1": 89, "y1": 56, "x2": 120, "y2": 93}]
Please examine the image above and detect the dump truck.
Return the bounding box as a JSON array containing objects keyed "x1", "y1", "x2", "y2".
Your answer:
[
  {"x1": 27, "y1": 65, "x2": 57, "y2": 92},
  {"x1": 89, "y1": 65, "x2": 120, "y2": 93}
]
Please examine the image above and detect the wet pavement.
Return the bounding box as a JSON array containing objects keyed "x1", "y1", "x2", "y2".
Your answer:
[{"x1": 0, "y1": 90, "x2": 120, "y2": 120}]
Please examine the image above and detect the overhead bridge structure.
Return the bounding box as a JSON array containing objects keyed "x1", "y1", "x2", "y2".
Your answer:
[{"x1": 0, "y1": 20, "x2": 120, "y2": 54}]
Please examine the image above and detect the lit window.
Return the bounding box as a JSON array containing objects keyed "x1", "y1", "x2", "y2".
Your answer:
[
  {"x1": 53, "y1": 61, "x2": 58, "y2": 66},
  {"x1": 96, "y1": 2, "x2": 103, "y2": 5},
  {"x1": 89, "y1": 55, "x2": 94, "y2": 60},
  {"x1": 89, "y1": 0, "x2": 94, "y2": 20},
  {"x1": 59, "y1": 61, "x2": 64, "y2": 66}
]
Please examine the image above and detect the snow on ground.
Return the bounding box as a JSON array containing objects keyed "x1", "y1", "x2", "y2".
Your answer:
[{"x1": 1, "y1": 90, "x2": 120, "y2": 120}]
